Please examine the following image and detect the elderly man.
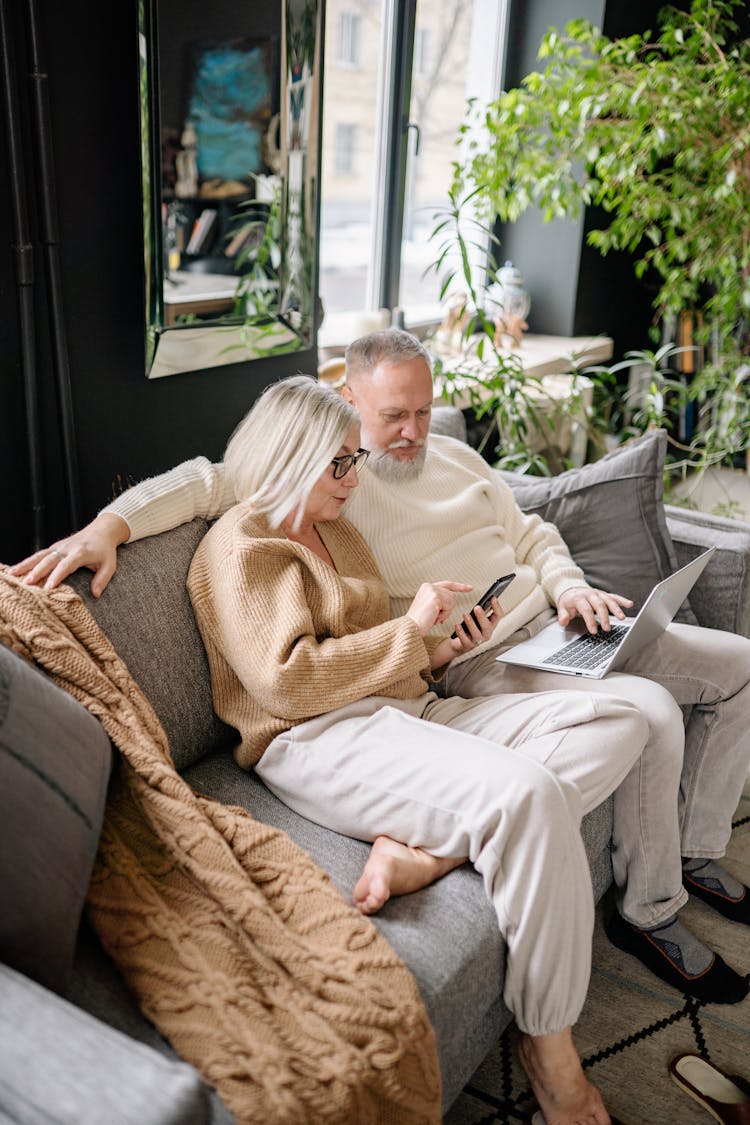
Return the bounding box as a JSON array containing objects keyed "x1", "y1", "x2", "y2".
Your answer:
[{"x1": 14, "y1": 329, "x2": 750, "y2": 1010}]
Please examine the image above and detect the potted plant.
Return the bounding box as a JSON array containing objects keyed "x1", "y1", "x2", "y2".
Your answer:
[
  {"x1": 443, "y1": 0, "x2": 750, "y2": 481},
  {"x1": 428, "y1": 199, "x2": 606, "y2": 474}
]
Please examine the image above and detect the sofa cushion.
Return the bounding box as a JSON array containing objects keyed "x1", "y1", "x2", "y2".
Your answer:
[
  {"x1": 499, "y1": 429, "x2": 698, "y2": 621},
  {"x1": 0, "y1": 644, "x2": 111, "y2": 994},
  {"x1": 0, "y1": 962, "x2": 209, "y2": 1125},
  {"x1": 68, "y1": 520, "x2": 235, "y2": 772},
  {"x1": 183, "y1": 745, "x2": 613, "y2": 1111},
  {"x1": 182, "y1": 744, "x2": 505, "y2": 1111}
]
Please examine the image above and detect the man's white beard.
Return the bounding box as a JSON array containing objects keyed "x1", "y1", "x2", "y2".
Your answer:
[{"x1": 364, "y1": 439, "x2": 428, "y2": 482}]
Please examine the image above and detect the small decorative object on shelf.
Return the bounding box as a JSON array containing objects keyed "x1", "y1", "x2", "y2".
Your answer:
[
  {"x1": 163, "y1": 201, "x2": 184, "y2": 276},
  {"x1": 485, "y1": 261, "x2": 530, "y2": 349},
  {"x1": 434, "y1": 290, "x2": 471, "y2": 355},
  {"x1": 262, "y1": 113, "x2": 282, "y2": 175},
  {"x1": 174, "y1": 120, "x2": 199, "y2": 199}
]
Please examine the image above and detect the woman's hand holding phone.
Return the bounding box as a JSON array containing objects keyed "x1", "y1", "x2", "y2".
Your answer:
[
  {"x1": 430, "y1": 573, "x2": 516, "y2": 670},
  {"x1": 450, "y1": 573, "x2": 516, "y2": 639}
]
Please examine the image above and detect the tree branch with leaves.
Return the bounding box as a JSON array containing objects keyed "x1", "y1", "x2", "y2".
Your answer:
[{"x1": 450, "y1": 0, "x2": 750, "y2": 470}]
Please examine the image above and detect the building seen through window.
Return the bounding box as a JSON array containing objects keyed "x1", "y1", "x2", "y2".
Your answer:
[
  {"x1": 319, "y1": 0, "x2": 508, "y2": 336},
  {"x1": 413, "y1": 27, "x2": 431, "y2": 78},
  {"x1": 334, "y1": 123, "x2": 359, "y2": 176},
  {"x1": 338, "y1": 11, "x2": 363, "y2": 65}
]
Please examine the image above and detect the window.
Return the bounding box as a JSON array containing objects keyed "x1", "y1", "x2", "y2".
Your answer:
[
  {"x1": 413, "y1": 27, "x2": 430, "y2": 79},
  {"x1": 319, "y1": 0, "x2": 509, "y2": 342},
  {"x1": 335, "y1": 124, "x2": 358, "y2": 175},
  {"x1": 338, "y1": 11, "x2": 363, "y2": 66}
]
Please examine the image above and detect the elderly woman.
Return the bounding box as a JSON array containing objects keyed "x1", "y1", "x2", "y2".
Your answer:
[{"x1": 187, "y1": 376, "x2": 648, "y2": 1125}]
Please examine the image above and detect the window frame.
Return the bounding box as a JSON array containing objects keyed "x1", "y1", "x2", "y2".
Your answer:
[
  {"x1": 320, "y1": 0, "x2": 511, "y2": 338},
  {"x1": 372, "y1": 0, "x2": 417, "y2": 311}
]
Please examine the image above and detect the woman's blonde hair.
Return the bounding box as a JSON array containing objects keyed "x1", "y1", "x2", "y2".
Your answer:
[{"x1": 223, "y1": 375, "x2": 359, "y2": 529}]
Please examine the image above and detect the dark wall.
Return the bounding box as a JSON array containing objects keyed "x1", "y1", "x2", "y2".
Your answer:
[
  {"x1": 1, "y1": 0, "x2": 314, "y2": 564},
  {"x1": 499, "y1": 0, "x2": 661, "y2": 357},
  {"x1": 1, "y1": 0, "x2": 675, "y2": 564}
]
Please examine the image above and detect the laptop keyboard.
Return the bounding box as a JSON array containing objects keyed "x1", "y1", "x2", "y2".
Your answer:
[{"x1": 542, "y1": 623, "x2": 629, "y2": 669}]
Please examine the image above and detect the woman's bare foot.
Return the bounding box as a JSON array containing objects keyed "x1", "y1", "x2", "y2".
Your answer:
[
  {"x1": 353, "y1": 836, "x2": 466, "y2": 915},
  {"x1": 518, "y1": 1029, "x2": 610, "y2": 1125}
]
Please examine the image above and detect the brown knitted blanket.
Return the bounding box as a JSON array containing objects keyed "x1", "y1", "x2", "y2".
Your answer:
[{"x1": 0, "y1": 570, "x2": 441, "y2": 1124}]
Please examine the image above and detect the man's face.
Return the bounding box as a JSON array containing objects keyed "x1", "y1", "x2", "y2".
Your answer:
[{"x1": 344, "y1": 357, "x2": 433, "y2": 479}]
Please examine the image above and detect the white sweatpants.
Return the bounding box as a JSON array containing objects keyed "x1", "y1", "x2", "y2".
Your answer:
[
  {"x1": 254, "y1": 688, "x2": 648, "y2": 1035},
  {"x1": 444, "y1": 617, "x2": 750, "y2": 927}
]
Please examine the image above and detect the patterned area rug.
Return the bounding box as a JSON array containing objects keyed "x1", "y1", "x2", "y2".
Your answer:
[{"x1": 446, "y1": 787, "x2": 750, "y2": 1124}]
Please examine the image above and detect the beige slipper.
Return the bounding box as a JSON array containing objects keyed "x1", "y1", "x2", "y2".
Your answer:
[{"x1": 669, "y1": 1054, "x2": 750, "y2": 1123}]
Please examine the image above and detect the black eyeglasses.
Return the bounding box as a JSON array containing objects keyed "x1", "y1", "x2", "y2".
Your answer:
[{"x1": 331, "y1": 448, "x2": 369, "y2": 479}]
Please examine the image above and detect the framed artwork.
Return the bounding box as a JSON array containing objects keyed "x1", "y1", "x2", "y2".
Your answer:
[{"x1": 185, "y1": 38, "x2": 278, "y2": 182}]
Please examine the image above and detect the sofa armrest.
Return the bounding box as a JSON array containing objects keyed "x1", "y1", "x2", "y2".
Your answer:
[
  {"x1": 665, "y1": 505, "x2": 750, "y2": 637},
  {"x1": 0, "y1": 963, "x2": 209, "y2": 1125}
]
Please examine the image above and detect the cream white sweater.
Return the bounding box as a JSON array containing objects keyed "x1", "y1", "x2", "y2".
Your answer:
[{"x1": 106, "y1": 434, "x2": 588, "y2": 654}]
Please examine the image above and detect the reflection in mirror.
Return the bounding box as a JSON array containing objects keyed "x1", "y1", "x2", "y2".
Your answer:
[{"x1": 137, "y1": 0, "x2": 322, "y2": 378}]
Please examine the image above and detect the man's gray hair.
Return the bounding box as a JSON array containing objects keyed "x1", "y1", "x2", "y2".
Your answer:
[
  {"x1": 224, "y1": 375, "x2": 358, "y2": 530},
  {"x1": 345, "y1": 327, "x2": 432, "y2": 380}
]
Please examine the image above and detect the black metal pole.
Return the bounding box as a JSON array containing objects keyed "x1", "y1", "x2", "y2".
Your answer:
[
  {"x1": 0, "y1": 0, "x2": 45, "y2": 548},
  {"x1": 25, "y1": 0, "x2": 81, "y2": 528},
  {"x1": 377, "y1": 0, "x2": 416, "y2": 311}
]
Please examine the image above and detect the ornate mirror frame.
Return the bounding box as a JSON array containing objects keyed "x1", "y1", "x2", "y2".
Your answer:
[{"x1": 137, "y1": 0, "x2": 323, "y2": 379}]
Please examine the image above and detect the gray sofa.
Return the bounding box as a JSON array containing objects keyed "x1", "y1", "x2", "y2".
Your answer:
[{"x1": 2, "y1": 423, "x2": 750, "y2": 1124}]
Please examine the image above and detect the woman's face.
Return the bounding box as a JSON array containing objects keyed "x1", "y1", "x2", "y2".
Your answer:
[{"x1": 302, "y1": 424, "x2": 364, "y2": 525}]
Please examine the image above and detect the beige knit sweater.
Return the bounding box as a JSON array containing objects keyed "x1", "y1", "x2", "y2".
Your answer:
[
  {"x1": 0, "y1": 568, "x2": 441, "y2": 1124},
  {"x1": 106, "y1": 434, "x2": 588, "y2": 660},
  {"x1": 187, "y1": 506, "x2": 439, "y2": 768}
]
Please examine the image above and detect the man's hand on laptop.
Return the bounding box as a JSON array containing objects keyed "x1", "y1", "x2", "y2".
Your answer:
[
  {"x1": 557, "y1": 586, "x2": 633, "y2": 634},
  {"x1": 9, "y1": 513, "x2": 130, "y2": 598}
]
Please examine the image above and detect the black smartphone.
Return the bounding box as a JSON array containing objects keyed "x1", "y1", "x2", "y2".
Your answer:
[{"x1": 451, "y1": 573, "x2": 516, "y2": 638}]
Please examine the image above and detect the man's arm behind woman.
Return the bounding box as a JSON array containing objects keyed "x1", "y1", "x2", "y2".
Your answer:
[{"x1": 10, "y1": 457, "x2": 233, "y2": 595}]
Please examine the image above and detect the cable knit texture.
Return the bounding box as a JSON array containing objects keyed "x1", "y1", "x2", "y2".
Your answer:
[
  {"x1": 187, "y1": 508, "x2": 437, "y2": 767},
  {"x1": 0, "y1": 567, "x2": 441, "y2": 1124}
]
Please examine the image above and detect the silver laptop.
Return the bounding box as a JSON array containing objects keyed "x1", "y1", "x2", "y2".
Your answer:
[{"x1": 496, "y1": 546, "x2": 715, "y2": 679}]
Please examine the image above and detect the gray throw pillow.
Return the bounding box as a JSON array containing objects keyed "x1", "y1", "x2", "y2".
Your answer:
[
  {"x1": 0, "y1": 644, "x2": 112, "y2": 993},
  {"x1": 430, "y1": 405, "x2": 468, "y2": 442},
  {"x1": 0, "y1": 962, "x2": 209, "y2": 1124},
  {"x1": 499, "y1": 430, "x2": 698, "y2": 621}
]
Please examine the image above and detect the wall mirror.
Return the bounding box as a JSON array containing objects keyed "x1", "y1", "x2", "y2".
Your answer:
[{"x1": 137, "y1": 0, "x2": 322, "y2": 379}]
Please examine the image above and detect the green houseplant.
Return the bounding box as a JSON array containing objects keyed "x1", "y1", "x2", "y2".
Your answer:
[
  {"x1": 444, "y1": 0, "x2": 750, "y2": 479},
  {"x1": 428, "y1": 203, "x2": 605, "y2": 474}
]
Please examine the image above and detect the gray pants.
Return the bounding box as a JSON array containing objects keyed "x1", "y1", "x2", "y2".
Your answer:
[
  {"x1": 444, "y1": 615, "x2": 750, "y2": 928},
  {"x1": 255, "y1": 688, "x2": 648, "y2": 1035}
]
